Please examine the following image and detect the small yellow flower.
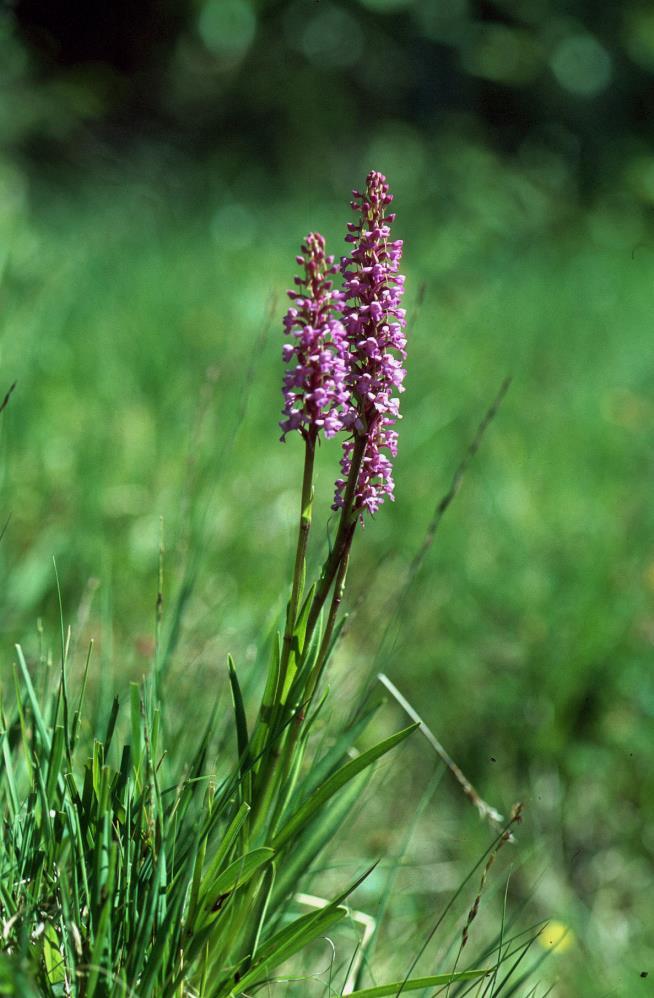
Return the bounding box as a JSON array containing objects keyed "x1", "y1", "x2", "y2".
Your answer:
[{"x1": 539, "y1": 920, "x2": 574, "y2": 953}]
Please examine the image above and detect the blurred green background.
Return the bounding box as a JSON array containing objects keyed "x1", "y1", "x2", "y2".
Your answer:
[{"x1": 1, "y1": 0, "x2": 653, "y2": 994}]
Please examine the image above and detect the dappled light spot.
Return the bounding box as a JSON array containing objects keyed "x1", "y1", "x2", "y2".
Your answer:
[
  {"x1": 300, "y1": 3, "x2": 364, "y2": 69},
  {"x1": 211, "y1": 202, "x2": 257, "y2": 251},
  {"x1": 414, "y1": 0, "x2": 469, "y2": 44},
  {"x1": 462, "y1": 24, "x2": 542, "y2": 85},
  {"x1": 550, "y1": 32, "x2": 612, "y2": 97},
  {"x1": 197, "y1": 0, "x2": 257, "y2": 61}
]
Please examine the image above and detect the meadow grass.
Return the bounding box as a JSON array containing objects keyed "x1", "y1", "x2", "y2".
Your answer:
[{"x1": 0, "y1": 159, "x2": 652, "y2": 994}]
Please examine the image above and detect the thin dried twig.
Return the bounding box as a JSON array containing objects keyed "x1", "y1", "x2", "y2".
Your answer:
[
  {"x1": 444, "y1": 804, "x2": 524, "y2": 998},
  {"x1": 343, "y1": 376, "x2": 512, "y2": 658},
  {"x1": 405, "y1": 374, "x2": 512, "y2": 587},
  {"x1": 461, "y1": 803, "x2": 523, "y2": 949},
  {"x1": 378, "y1": 672, "x2": 506, "y2": 832}
]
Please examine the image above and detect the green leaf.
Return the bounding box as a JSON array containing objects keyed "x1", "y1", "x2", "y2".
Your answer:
[
  {"x1": 249, "y1": 860, "x2": 276, "y2": 960},
  {"x1": 228, "y1": 655, "x2": 250, "y2": 773},
  {"x1": 229, "y1": 904, "x2": 347, "y2": 996},
  {"x1": 43, "y1": 922, "x2": 66, "y2": 986},
  {"x1": 45, "y1": 724, "x2": 65, "y2": 801},
  {"x1": 206, "y1": 846, "x2": 274, "y2": 899},
  {"x1": 198, "y1": 800, "x2": 250, "y2": 899},
  {"x1": 281, "y1": 582, "x2": 316, "y2": 703},
  {"x1": 85, "y1": 896, "x2": 113, "y2": 998},
  {"x1": 263, "y1": 632, "x2": 282, "y2": 712},
  {"x1": 103, "y1": 695, "x2": 120, "y2": 755},
  {"x1": 294, "y1": 700, "x2": 380, "y2": 803},
  {"x1": 15, "y1": 644, "x2": 50, "y2": 751},
  {"x1": 229, "y1": 864, "x2": 375, "y2": 996},
  {"x1": 137, "y1": 869, "x2": 191, "y2": 997},
  {"x1": 272, "y1": 769, "x2": 370, "y2": 906},
  {"x1": 130, "y1": 682, "x2": 142, "y2": 778},
  {"x1": 1, "y1": 730, "x2": 19, "y2": 818},
  {"x1": 70, "y1": 639, "x2": 93, "y2": 750},
  {"x1": 249, "y1": 632, "x2": 281, "y2": 771},
  {"x1": 346, "y1": 969, "x2": 491, "y2": 996},
  {"x1": 294, "y1": 581, "x2": 316, "y2": 657},
  {"x1": 272, "y1": 723, "x2": 417, "y2": 850},
  {"x1": 126, "y1": 850, "x2": 167, "y2": 986},
  {"x1": 186, "y1": 783, "x2": 215, "y2": 932}
]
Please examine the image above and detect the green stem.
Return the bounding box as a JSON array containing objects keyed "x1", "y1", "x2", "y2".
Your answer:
[
  {"x1": 304, "y1": 432, "x2": 366, "y2": 645},
  {"x1": 306, "y1": 541, "x2": 351, "y2": 704},
  {"x1": 260, "y1": 437, "x2": 363, "y2": 840},
  {"x1": 268, "y1": 539, "x2": 353, "y2": 840},
  {"x1": 251, "y1": 431, "x2": 316, "y2": 834},
  {"x1": 278, "y1": 429, "x2": 316, "y2": 699}
]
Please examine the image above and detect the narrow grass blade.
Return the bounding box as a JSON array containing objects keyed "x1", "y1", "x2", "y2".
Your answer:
[
  {"x1": 272, "y1": 723, "x2": 417, "y2": 850},
  {"x1": 272, "y1": 770, "x2": 370, "y2": 906},
  {"x1": 206, "y1": 846, "x2": 274, "y2": 898},
  {"x1": 347, "y1": 969, "x2": 491, "y2": 996},
  {"x1": 228, "y1": 655, "x2": 250, "y2": 775},
  {"x1": 378, "y1": 673, "x2": 504, "y2": 829},
  {"x1": 15, "y1": 645, "x2": 51, "y2": 751}
]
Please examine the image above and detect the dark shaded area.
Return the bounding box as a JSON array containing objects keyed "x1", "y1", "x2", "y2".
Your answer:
[
  {"x1": 15, "y1": 0, "x2": 185, "y2": 72},
  {"x1": 5, "y1": 0, "x2": 654, "y2": 193}
]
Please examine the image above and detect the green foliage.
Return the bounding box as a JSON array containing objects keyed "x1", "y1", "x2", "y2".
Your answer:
[
  {"x1": 0, "y1": 627, "x2": 537, "y2": 995},
  {"x1": 1, "y1": 122, "x2": 652, "y2": 995},
  {"x1": 0, "y1": 632, "x2": 416, "y2": 994},
  {"x1": 0, "y1": 299, "x2": 534, "y2": 994}
]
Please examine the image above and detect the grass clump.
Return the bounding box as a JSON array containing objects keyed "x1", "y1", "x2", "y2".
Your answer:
[
  {"x1": 0, "y1": 172, "x2": 533, "y2": 997},
  {"x1": 0, "y1": 617, "x2": 534, "y2": 996}
]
